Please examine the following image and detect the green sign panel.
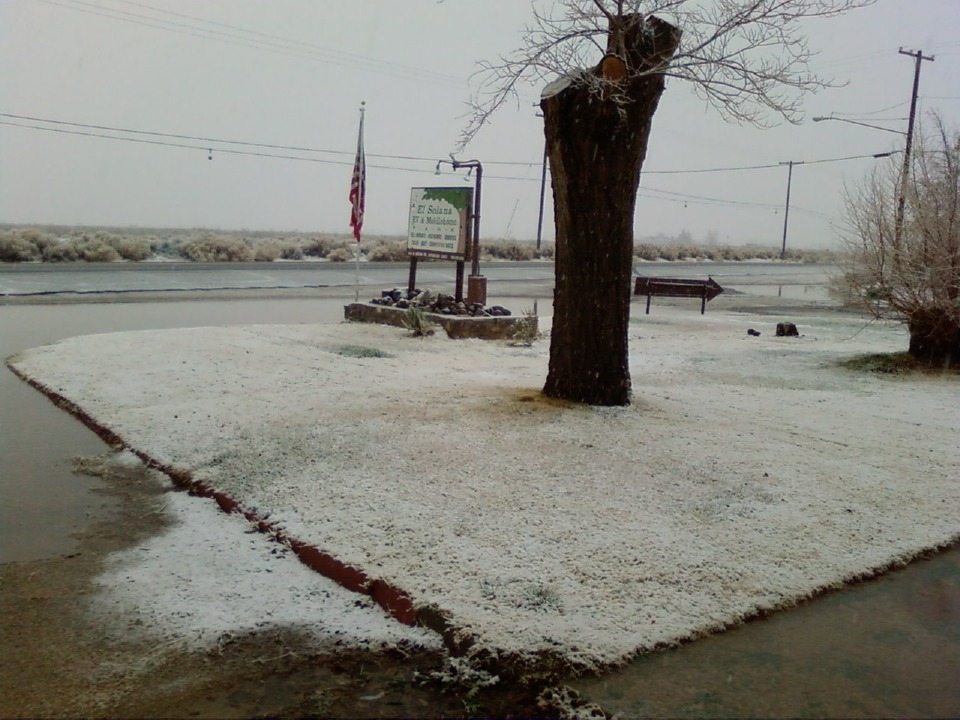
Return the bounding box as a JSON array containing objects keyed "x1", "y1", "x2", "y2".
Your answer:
[{"x1": 407, "y1": 186, "x2": 472, "y2": 260}]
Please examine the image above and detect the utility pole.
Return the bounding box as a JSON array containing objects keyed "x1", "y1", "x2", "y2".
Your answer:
[
  {"x1": 894, "y1": 48, "x2": 935, "y2": 250},
  {"x1": 779, "y1": 160, "x2": 804, "y2": 260},
  {"x1": 536, "y1": 143, "x2": 548, "y2": 252}
]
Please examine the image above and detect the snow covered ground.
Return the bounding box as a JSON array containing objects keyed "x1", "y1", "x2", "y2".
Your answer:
[
  {"x1": 81, "y1": 450, "x2": 442, "y2": 655},
  {"x1": 9, "y1": 307, "x2": 959, "y2": 672}
]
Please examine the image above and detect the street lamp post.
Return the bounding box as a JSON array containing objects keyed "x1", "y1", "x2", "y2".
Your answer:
[
  {"x1": 441, "y1": 157, "x2": 486, "y2": 305},
  {"x1": 812, "y1": 116, "x2": 907, "y2": 136},
  {"x1": 811, "y1": 115, "x2": 906, "y2": 266}
]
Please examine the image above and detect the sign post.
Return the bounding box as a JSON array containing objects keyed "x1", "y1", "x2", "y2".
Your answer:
[
  {"x1": 407, "y1": 186, "x2": 473, "y2": 301},
  {"x1": 633, "y1": 275, "x2": 724, "y2": 314}
]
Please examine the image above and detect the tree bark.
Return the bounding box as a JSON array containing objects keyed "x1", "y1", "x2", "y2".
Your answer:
[
  {"x1": 541, "y1": 14, "x2": 680, "y2": 405},
  {"x1": 908, "y1": 308, "x2": 960, "y2": 365}
]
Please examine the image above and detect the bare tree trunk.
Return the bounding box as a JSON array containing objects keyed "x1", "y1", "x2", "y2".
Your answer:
[
  {"x1": 542, "y1": 15, "x2": 679, "y2": 405},
  {"x1": 908, "y1": 309, "x2": 960, "y2": 365}
]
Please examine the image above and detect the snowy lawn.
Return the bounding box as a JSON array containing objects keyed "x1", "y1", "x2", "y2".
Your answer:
[{"x1": 9, "y1": 307, "x2": 959, "y2": 672}]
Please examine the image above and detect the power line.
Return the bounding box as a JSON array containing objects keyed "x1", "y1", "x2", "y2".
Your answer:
[
  {"x1": 110, "y1": 0, "x2": 462, "y2": 84},
  {"x1": 0, "y1": 114, "x2": 891, "y2": 216},
  {"x1": 637, "y1": 186, "x2": 832, "y2": 220},
  {"x1": 0, "y1": 112, "x2": 541, "y2": 167},
  {"x1": 832, "y1": 100, "x2": 910, "y2": 117},
  {"x1": 0, "y1": 117, "x2": 545, "y2": 181},
  {"x1": 643, "y1": 162, "x2": 781, "y2": 174},
  {"x1": 0, "y1": 117, "x2": 842, "y2": 217},
  {"x1": 0, "y1": 111, "x2": 899, "y2": 176},
  {"x1": 37, "y1": 0, "x2": 464, "y2": 87}
]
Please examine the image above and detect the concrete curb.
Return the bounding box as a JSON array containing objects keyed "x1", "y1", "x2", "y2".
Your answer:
[{"x1": 344, "y1": 303, "x2": 535, "y2": 340}]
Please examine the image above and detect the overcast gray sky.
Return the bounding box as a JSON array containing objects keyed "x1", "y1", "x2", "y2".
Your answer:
[{"x1": 2, "y1": 0, "x2": 958, "y2": 248}]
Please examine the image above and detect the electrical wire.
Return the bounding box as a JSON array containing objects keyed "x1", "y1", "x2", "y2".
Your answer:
[
  {"x1": 36, "y1": 0, "x2": 464, "y2": 87},
  {"x1": 0, "y1": 117, "x2": 543, "y2": 181},
  {"x1": 0, "y1": 113, "x2": 539, "y2": 167},
  {"x1": 0, "y1": 114, "x2": 890, "y2": 217},
  {"x1": 0, "y1": 112, "x2": 899, "y2": 175}
]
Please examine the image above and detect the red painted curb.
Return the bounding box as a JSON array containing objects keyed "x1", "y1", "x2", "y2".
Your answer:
[{"x1": 6, "y1": 365, "x2": 420, "y2": 627}]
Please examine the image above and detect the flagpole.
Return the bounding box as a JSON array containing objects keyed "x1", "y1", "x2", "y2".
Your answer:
[
  {"x1": 349, "y1": 101, "x2": 366, "y2": 302},
  {"x1": 356, "y1": 102, "x2": 365, "y2": 302}
]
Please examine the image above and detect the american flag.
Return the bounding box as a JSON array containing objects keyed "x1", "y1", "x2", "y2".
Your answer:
[{"x1": 348, "y1": 105, "x2": 366, "y2": 242}]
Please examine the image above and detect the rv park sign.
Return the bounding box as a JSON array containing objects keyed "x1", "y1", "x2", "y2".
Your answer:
[{"x1": 407, "y1": 187, "x2": 472, "y2": 260}]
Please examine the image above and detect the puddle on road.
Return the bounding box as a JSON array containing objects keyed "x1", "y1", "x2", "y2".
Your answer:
[{"x1": 739, "y1": 283, "x2": 834, "y2": 303}]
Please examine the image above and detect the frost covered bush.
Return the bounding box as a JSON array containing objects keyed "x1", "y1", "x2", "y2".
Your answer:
[
  {"x1": 537, "y1": 242, "x2": 556, "y2": 260},
  {"x1": 632, "y1": 242, "x2": 833, "y2": 263},
  {"x1": 364, "y1": 239, "x2": 407, "y2": 262},
  {"x1": 833, "y1": 118, "x2": 960, "y2": 363},
  {"x1": 42, "y1": 239, "x2": 80, "y2": 262},
  {"x1": 0, "y1": 231, "x2": 41, "y2": 262},
  {"x1": 301, "y1": 236, "x2": 344, "y2": 258},
  {"x1": 253, "y1": 240, "x2": 281, "y2": 262},
  {"x1": 76, "y1": 237, "x2": 122, "y2": 262},
  {"x1": 279, "y1": 243, "x2": 303, "y2": 260},
  {"x1": 106, "y1": 235, "x2": 151, "y2": 261},
  {"x1": 180, "y1": 234, "x2": 254, "y2": 262},
  {"x1": 326, "y1": 246, "x2": 355, "y2": 262},
  {"x1": 509, "y1": 308, "x2": 541, "y2": 346},
  {"x1": 482, "y1": 239, "x2": 537, "y2": 261}
]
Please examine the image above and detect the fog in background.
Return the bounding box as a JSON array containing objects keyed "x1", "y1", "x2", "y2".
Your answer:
[{"x1": 2, "y1": 0, "x2": 958, "y2": 248}]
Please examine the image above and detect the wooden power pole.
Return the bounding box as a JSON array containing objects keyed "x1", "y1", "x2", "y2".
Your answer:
[{"x1": 894, "y1": 48, "x2": 935, "y2": 248}]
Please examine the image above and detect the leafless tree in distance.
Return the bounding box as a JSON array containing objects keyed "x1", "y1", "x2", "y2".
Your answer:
[
  {"x1": 833, "y1": 116, "x2": 960, "y2": 364},
  {"x1": 461, "y1": 0, "x2": 874, "y2": 405}
]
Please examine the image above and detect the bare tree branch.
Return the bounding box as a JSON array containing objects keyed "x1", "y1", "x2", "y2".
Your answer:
[
  {"x1": 458, "y1": 0, "x2": 875, "y2": 150},
  {"x1": 834, "y1": 114, "x2": 960, "y2": 361}
]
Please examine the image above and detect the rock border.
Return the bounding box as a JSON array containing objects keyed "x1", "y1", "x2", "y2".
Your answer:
[{"x1": 344, "y1": 302, "x2": 536, "y2": 341}]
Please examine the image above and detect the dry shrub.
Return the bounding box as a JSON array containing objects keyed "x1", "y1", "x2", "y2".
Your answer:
[
  {"x1": 253, "y1": 240, "x2": 282, "y2": 262},
  {"x1": 365, "y1": 239, "x2": 407, "y2": 262},
  {"x1": 537, "y1": 243, "x2": 556, "y2": 260},
  {"x1": 0, "y1": 232, "x2": 41, "y2": 262},
  {"x1": 76, "y1": 237, "x2": 122, "y2": 262},
  {"x1": 302, "y1": 236, "x2": 345, "y2": 258},
  {"x1": 482, "y1": 239, "x2": 537, "y2": 261},
  {"x1": 42, "y1": 240, "x2": 80, "y2": 262},
  {"x1": 279, "y1": 243, "x2": 304, "y2": 260},
  {"x1": 326, "y1": 246, "x2": 355, "y2": 262},
  {"x1": 402, "y1": 306, "x2": 436, "y2": 337},
  {"x1": 632, "y1": 242, "x2": 834, "y2": 263},
  {"x1": 94, "y1": 233, "x2": 151, "y2": 261},
  {"x1": 180, "y1": 234, "x2": 255, "y2": 262}
]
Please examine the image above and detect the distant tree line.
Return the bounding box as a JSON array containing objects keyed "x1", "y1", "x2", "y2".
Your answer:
[{"x1": 0, "y1": 226, "x2": 834, "y2": 265}]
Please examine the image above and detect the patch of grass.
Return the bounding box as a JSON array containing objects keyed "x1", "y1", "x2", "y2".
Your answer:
[
  {"x1": 402, "y1": 306, "x2": 436, "y2": 337},
  {"x1": 838, "y1": 352, "x2": 959, "y2": 376},
  {"x1": 334, "y1": 344, "x2": 395, "y2": 359},
  {"x1": 508, "y1": 308, "x2": 540, "y2": 346}
]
